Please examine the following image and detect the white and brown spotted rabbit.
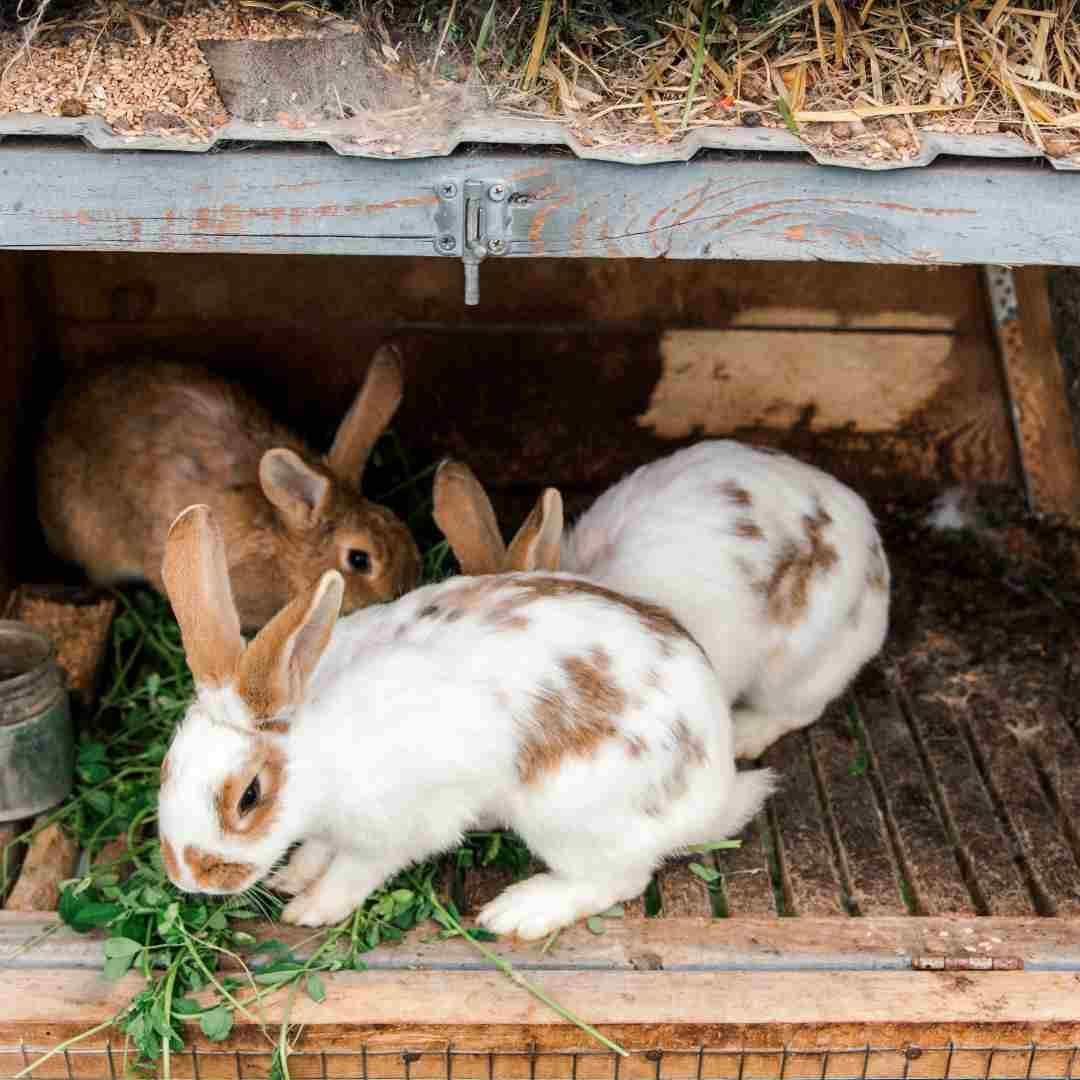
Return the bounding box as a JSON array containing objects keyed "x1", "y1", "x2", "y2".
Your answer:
[
  {"x1": 156, "y1": 503, "x2": 773, "y2": 939},
  {"x1": 37, "y1": 346, "x2": 420, "y2": 629},
  {"x1": 433, "y1": 444, "x2": 890, "y2": 760}
]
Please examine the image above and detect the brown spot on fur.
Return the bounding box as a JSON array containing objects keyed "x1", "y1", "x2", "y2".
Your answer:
[
  {"x1": 867, "y1": 540, "x2": 889, "y2": 592},
  {"x1": 641, "y1": 714, "x2": 709, "y2": 818},
  {"x1": 671, "y1": 712, "x2": 708, "y2": 766},
  {"x1": 183, "y1": 845, "x2": 255, "y2": 891},
  {"x1": 517, "y1": 647, "x2": 628, "y2": 784},
  {"x1": 159, "y1": 751, "x2": 172, "y2": 789},
  {"x1": 755, "y1": 500, "x2": 839, "y2": 624},
  {"x1": 160, "y1": 836, "x2": 181, "y2": 881},
  {"x1": 258, "y1": 719, "x2": 290, "y2": 735},
  {"x1": 502, "y1": 577, "x2": 701, "y2": 660},
  {"x1": 734, "y1": 518, "x2": 765, "y2": 540},
  {"x1": 623, "y1": 734, "x2": 649, "y2": 758},
  {"x1": 719, "y1": 480, "x2": 752, "y2": 507},
  {"x1": 217, "y1": 743, "x2": 287, "y2": 841}
]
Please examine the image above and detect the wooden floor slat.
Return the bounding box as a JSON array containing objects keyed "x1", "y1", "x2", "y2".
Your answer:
[
  {"x1": 895, "y1": 683, "x2": 1033, "y2": 915},
  {"x1": 655, "y1": 862, "x2": 713, "y2": 918},
  {"x1": 718, "y1": 813, "x2": 778, "y2": 917},
  {"x1": 764, "y1": 732, "x2": 846, "y2": 916},
  {"x1": 965, "y1": 689, "x2": 1080, "y2": 916},
  {"x1": 808, "y1": 701, "x2": 908, "y2": 916},
  {"x1": 1029, "y1": 709, "x2": 1080, "y2": 891},
  {"x1": 854, "y1": 676, "x2": 977, "y2": 916}
]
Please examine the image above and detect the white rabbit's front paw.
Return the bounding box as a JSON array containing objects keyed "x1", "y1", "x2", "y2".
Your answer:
[
  {"x1": 477, "y1": 873, "x2": 610, "y2": 941},
  {"x1": 267, "y1": 840, "x2": 334, "y2": 896},
  {"x1": 281, "y1": 882, "x2": 359, "y2": 927}
]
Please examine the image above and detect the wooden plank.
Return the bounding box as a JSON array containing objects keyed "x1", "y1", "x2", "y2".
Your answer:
[
  {"x1": 895, "y1": 684, "x2": 1033, "y2": 915},
  {"x1": 655, "y1": 862, "x2": 713, "y2": 918},
  {"x1": 49, "y1": 321, "x2": 1016, "y2": 510},
  {"x1": 963, "y1": 688, "x2": 1080, "y2": 917},
  {"x1": 3, "y1": 968, "x2": 1080, "y2": 1056},
  {"x1": 44, "y1": 253, "x2": 987, "y2": 331},
  {"x1": 763, "y1": 733, "x2": 846, "y2": 916},
  {"x1": 3, "y1": 144, "x2": 1080, "y2": 266},
  {"x1": 716, "y1": 813, "x2": 777, "y2": 917},
  {"x1": 808, "y1": 702, "x2": 908, "y2": 916},
  {"x1": 7, "y1": 913, "x2": 1080, "y2": 972},
  {"x1": 0, "y1": 253, "x2": 38, "y2": 607},
  {"x1": 853, "y1": 676, "x2": 976, "y2": 916},
  {"x1": 1028, "y1": 707, "x2": 1080, "y2": 896},
  {"x1": 987, "y1": 267, "x2": 1080, "y2": 514}
]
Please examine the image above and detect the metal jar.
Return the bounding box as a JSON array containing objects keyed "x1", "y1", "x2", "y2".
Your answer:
[{"x1": 0, "y1": 621, "x2": 73, "y2": 822}]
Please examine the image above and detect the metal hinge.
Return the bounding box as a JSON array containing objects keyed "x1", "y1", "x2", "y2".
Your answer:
[
  {"x1": 912, "y1": 954, "x2": 1023, "y2": 971},
  {"x1": 434, "y1": 179, "x2": 514, "y2": 306}
]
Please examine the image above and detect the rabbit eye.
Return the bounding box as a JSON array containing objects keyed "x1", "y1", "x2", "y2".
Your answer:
[
  {"x1": 238, "y1": 777, "x2": 260, "y2": 817},
  {"x1": 347, "y1": 549, "x2": 371, "y2": 573}
]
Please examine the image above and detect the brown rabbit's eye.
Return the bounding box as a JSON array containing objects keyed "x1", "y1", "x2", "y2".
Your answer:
[
  {"x1": 347, "y1": 549, "x2": 371, "y2": 573},
  {"x1": 238, "y1": 777, "x2": 260, "y2": 817}
]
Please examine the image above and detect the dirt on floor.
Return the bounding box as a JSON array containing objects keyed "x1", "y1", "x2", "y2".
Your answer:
[{"x1": 877, "y1": 484, "x2": 1080, "y2": 771}]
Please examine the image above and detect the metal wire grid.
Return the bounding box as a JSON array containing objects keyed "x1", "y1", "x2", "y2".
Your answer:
[{"x1": 2, "y1": 1043, "x2": 1079, "y2": 1080}]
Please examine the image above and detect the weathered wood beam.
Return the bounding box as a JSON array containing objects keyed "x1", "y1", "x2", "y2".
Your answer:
[{"x1": 2, "y1": 143, "x2": 1080, "y2": 271}]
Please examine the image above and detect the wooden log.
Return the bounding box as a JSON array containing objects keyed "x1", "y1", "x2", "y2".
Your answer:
[{"x1": 4, "y1": 819, "x2": 79, "y2": 912}]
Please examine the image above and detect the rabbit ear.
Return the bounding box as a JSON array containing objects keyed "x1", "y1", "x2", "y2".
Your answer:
[
  {"x1": 326, "y1": 344, "x2": 403, "y2": 487},
  {"x1": 161, "y1": 504, "x2": 245, "y2": 689},
  {"x1": 506, "y1": 488, "x2": 564, "y2": 572},
  {"x1": 235, "y1": 570, "x2": 344, "y2": 730},
  {"x1": 260, "y1": 449, "x2": 331, "y2": 529},
  {"x1": 432, "y1": 459, "x2": 506, "y2": 576}
]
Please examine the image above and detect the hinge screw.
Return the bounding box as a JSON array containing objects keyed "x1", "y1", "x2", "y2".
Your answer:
[
  {"x1": 487, "y1": 183, "x2": 507, "y2": 202},
  {"x1": 439, "y1": 182, "x2": 458, "y2": 200},
  {"x1": 437, "y1": 234, "x2": 457, "y2": 252},
  {"x1": 487, "y1": 238, "x2": 506, "y2": 255}
]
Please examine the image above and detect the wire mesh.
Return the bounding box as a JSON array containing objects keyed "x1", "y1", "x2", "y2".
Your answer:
[{"x1": 2, "y1": 1043, "x2": 1079, "y2": 1080}]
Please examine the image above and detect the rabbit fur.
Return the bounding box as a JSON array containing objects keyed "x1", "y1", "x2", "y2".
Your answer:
[
  {"x1": 434, "y1": 442, "x2": 889, "y2": 761},
  {"x1": 37, "y1": 346, "x2": 420, "y2": 630},
  {"x1": 156, "y1": 503, "x2": 774, "y2": 939}
]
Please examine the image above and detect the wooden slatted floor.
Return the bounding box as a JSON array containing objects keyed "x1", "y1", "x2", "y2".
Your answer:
[{"x1": 450, "y1": 497, "x2": 1080, "y2": 923}]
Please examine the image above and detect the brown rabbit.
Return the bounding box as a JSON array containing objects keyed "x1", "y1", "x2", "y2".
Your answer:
[
  {"x1": 37, "y1": 346, "x2": 421, "y2": 629},
  {"x1": 432, "y1": 459, "x2": 563, "y2": 576}
]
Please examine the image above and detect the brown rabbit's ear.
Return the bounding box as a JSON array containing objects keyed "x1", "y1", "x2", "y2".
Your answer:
[
  {"x1": 432, "y1": 459, "x2": 506, "y2": 576},
  {"x1": 326, "y1": 344, "x2": 403, "y2": 487},
  {"x1": 235, "y1": 570, "x2": 344, "y2": 729},
  {"x1": 506, "y1": 488, "x2": 564, "y2": 572},
  {"x1": 162, "y1": 504, "x2": 245, "y2": 689},
  {"x1": 260, "y1": 449, "x2": 331, "y2": 528}
]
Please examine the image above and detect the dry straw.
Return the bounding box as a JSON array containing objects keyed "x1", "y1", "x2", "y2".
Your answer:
[{"x1": 0, "y1": 1, "x2": 1077, "y2": 158}]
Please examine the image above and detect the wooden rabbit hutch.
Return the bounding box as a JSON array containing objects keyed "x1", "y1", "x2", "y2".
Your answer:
[{"x1": 4, "y1": 3, "x2": 1080, "y2": 1076}]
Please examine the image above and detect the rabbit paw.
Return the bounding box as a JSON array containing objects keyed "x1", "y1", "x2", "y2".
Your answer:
[
  {"x1": 281, "y1": 883, "x2": 358, "y2": 927},
  {"x1": 477, "y1": 873, "x2": 608, "y2": 941},
  {"x1": 267, "y1": 841, "x2": 333, "y2": 896}
]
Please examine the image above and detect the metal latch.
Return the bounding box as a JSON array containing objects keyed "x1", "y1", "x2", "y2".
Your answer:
[{"x1": 434, "y1": 179, "x2": 514, "y2": 306}]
